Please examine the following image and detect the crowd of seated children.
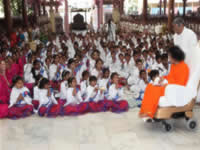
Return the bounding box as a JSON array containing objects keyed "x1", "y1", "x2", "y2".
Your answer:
[{"x1": 0, "y1": 24, "x2": 174, "y2": 119}]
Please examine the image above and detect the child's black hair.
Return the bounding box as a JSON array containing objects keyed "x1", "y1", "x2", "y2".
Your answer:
[
  {"x1": 148, "y1": 70, "x2": 159, "y2": 81},
  {"x1": 156, "y1": 54, "x2": 162, "y2": 61},
  {"x1": 38, "y1": 78, "x2": 49, "y2": 89},
  {"x1": 161, "y1": 53, "x2": 168, "y2": 60},
  {"x1": 33, "y1": 59, "x2": 40, "y2": 66},
  {"x1": 136, "y1": 59, "x2": 142, "y2": 64},
  {"x1": 89, "y1": 76, "x2": 97, "y2": 83},
  {"x1": 68, "y1": 77, "x2": 76, "y2": 87},
  {"x1": 102, "y1": 68, "x2": 110, "y2": 76},
  {"x1": 111, "y1": 72, "x2": 118, "y2": 80},
  {"x1": 139, "y1": 69, "x2": 146, "y2": 77},
  {"x1": 62, "y1": 70, "x2": 70, "y2": 80},
  {"x1": 95, "y1": 58, "x2": 103, "y2": 66},
  {"x1": 12, "y1": 76, "x2": 24, "y2": 87},
  {"x1": 68, "y1": 58, "x2": 75, "y2": 67},
  {"x1": 82, "y1": 70, "x2": 89, "y2": 78}
]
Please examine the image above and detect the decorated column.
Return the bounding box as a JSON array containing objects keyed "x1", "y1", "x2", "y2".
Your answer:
[
  {"x1": 164, "y1": 0, "x2": 167, "y2": 15},
  {"x1": 97, "y1": 0, "x2": 103, "y2": 28},
  {"x1": 168, "y1": 0, "x2": 174, "y2": 32},
  {"x1": 3, "y1": 0, "x2": 12, "y2": 36},
  {"x1": 183, "y1": 0, "x2": 187, "y2": 17},
  {"x1": 22, "y1": 0, "x2": 28, "y2": 27},
  {"x1": 159, "y1": 0, "x2": 162, "y2": 15},
  {"x1": 112, "y1": 0, "x2": 121, "y2": 25},
  {"x1": 120, "y1": 0, "x2": 124, "y2": 14},
  {"x1": 142, "y1": 0, "x2": 148, "y2": 24},
  {"x1": 49, "y1": 0, "x2": 56, "y2": 32},
  {"x1": 64, "y1": 0, "x2": 69, "y2": 36},
  {"x1": 42, "y1": 0, "x2": 46, "y2": 15}
]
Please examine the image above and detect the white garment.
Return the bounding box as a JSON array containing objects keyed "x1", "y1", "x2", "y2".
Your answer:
[
  {"x1": 84, "y1": 85, "x2": 103, "y2": 102},
  {"x1": 38, "y1": 89, "x2": 58, "y2": 108},
  {"x1": 60, "y1": 81, "x2": 68, "y2": 100},
  {"x1": 33, "y1": 86, "x2": 40, "y2": 100},
  {"x1": 108, "y1": 84, "x2": 124, "y2": 101},
  {"x1": 80, "y1": 80, "x2": 88, "y2": 96},
  {"x1": 107, "y1": 22, "x2": 116, "y2": 41},
  {"x1": 9, "y1": 87, "x2": 32, "y2": 108},
  {"x1": 49, "y1": 64, "x2": 59, "y2": 81},
  {"x1": 174, "y1": 27, "x2": 198, "y2": 63},
  {"x1": 64, "y1": 88, "x2": 83, "y2": 106}
]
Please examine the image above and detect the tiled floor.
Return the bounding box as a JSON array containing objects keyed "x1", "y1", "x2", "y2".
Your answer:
[{"x1": 0, "y1": 107, "x2": 200, "y2": 150}]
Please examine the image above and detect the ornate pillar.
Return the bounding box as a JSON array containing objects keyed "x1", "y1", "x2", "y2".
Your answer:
[
  {"x1": 64, "y1": 0, "x2": 69, "y2": 36},
  {"x1": 164, "y1": 0, "x2": 167, "y2": 15},
  {"x1": 49, "y1": 0, "x2": 56, "y2": 32},
  {"x1": 43, "y1": 0, "x2": 46, "y2": 15},
  {"x1": 142, "y1": 0, "x2": 148, "y2": 24},
  {"x1": 120, "y1": 0, "x2": 124, "y2": 14},
  {"x1": 159, "y1": 0, "x2": 162, "y2": 15},
  {"x1": 3, "y1": 0, "x2": 12, "y2": 36},
  {"x1": 183, "y1": 0, "x2": 187, "y2": 17},
  {"x1": 22, "y1": 0, "x2": 28, "y2": 27},
  {"x1": 38, "y1": 0, "x2": 41, "y2": 16},
  {"x1": 168, "y1": 0, "x2": 174, "y2": 32},
  {"x1": 97, "y1": 0, "x2": 103, "y2": 28}
]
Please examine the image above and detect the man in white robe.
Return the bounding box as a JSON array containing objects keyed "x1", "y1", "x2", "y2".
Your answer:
[{"x1": 173, "y1": 17, "x2": 198, "y2": 63}]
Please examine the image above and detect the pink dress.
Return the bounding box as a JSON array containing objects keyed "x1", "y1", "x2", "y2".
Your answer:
[{"x1": 0, "y1": 74, "x2": 9, "y2": 118}]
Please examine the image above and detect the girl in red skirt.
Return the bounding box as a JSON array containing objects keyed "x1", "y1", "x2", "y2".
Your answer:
[
  {"x1": 8, "y1": 76, "x2": 34, "y2": 119},
  {"x1": 37, "y1": 78, "x2": 61, "y2": 117},
  {"x1": 84, "y1": 76, "x2": 105, "y2": 112},
  {"x1": 58, "y1": 71, "x2": 71, "y2": 106},
  {"x1": 107, "y1": 73, "x2": 129, "y2": 113},
  {"x1": 62, "y1": 77, "x2": 88, "y2": 116}
]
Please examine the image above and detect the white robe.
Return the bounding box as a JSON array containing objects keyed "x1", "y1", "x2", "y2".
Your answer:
[
  {"x1": 9, "y1": 87, "x2": 32, "y2": 108},
  {"x1": 84, "y1": 85, "x2": 103, "y2": 102},
  {"x1": 174, "y1": 27, "x2": 198, "y2": 63},
  {"x1": 64, "y1": 88, "x2": 83, "y2": 106},
  {"x1": 108, "y1": 84, "x2": 124, "y2": 101},
  {"x1": 38, "y1": 89, "x2": 58, "y2": 108},
  {"x1": 60, "y1": 81, "x2": 68, "y2": 100}
]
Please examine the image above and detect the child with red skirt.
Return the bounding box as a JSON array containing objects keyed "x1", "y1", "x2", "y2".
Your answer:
[
  {"x1": 62, "y1": 77, "x2": 88, "y2": 116},
  {"x1": 58, "y1": 71, "x2": 71, "y2": 106},
  {"x1": 37, "y1": 78, "x2": 61, "y2": 117},
  {"x1": 84, "y1": 76, "x2": 105, "y2": 112},
  {"x1": 107, "y1": 73, "x2": 129, "y2": 113},
  {"x1": 8, "y1": 76, "x2": 34, "y2": 119}
]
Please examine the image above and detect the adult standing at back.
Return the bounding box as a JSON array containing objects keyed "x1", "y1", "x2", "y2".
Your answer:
[{"x1": 173, "y1": 17, "x2": 198, "y2": 63}]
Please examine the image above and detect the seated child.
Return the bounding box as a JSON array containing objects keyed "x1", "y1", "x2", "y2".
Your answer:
[
  {"x1": 8, "y1": 76, "x2": 33, "y2": 119},
  {"x1": 130, "y1": 70, "x2": 148, "y2": 107},
  {"x1": 98, "y1": 68, "x2": 110, "y2": 98},
  {"x1": 37, "y1": 78, "x2": 61, "y2": 117},
  {"x1": 149, "y1": 70, "x2": 168, "y2": 86},
  {"x1": 59, "y1": 70, "x2": 71, "y2": 105},
  {"x1": 108, "y1": 73, "x2": 129, "y2": 113},
  {"x1": 84, "y1": 76, "x2": 105, "y2": 112},
  {"x1": 80, "y1": 70, "x2": 90, "y2": 97},
  {"x1": 62, "y1": 77, "x2": 88, "y2": 115}
]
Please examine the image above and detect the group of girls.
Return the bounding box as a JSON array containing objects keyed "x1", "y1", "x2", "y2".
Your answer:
[{"x1": 0, "y1": 27, "x2": 173, "y2": 119}]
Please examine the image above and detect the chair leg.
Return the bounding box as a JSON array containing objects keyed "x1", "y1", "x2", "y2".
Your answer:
[{"x1": 185, "y1": 111, "x2": 193, "y2": 119}]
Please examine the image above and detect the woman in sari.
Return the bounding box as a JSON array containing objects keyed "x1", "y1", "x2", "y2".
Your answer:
[
  {"x1": 139, "y1": 46, "x2": 189, "y2": 120},
  {"x1": 0, "y1": 60, "x2": 10, "y2": 118}
]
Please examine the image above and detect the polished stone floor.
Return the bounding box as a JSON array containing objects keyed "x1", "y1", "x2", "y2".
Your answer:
[{"x1": 0, "y1": 106, "x2": 200, "y2": 150}]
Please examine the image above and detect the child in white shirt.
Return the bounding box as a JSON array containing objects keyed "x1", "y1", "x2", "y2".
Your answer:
[
  {"x1": 108, "y1": 73, "x2": 129, "y2": 113},
  {"x1": 8, "y1": 76, "x2": 33, "y2": 119},
  {"x1": 62, "y1": 77, "x2": 88, "y2": 115},
  {"x1": 59, "y1": 71, "x2": 71, "y2": 105},
  {"x1": 37, "y1": 78, "x2": 61, "y2": 117}
]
